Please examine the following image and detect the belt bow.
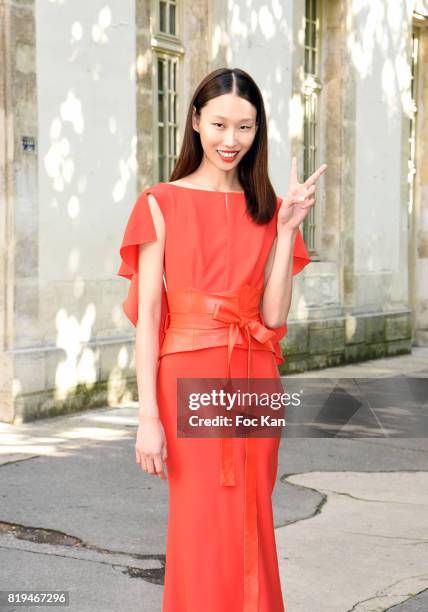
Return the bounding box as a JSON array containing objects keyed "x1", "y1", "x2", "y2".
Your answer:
[{"x1": 212, "y1": 302, "x2": 277, "y2": 382}]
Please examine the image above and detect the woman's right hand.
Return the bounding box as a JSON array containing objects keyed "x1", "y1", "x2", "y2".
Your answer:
[{"x1": 135, "y1": 415, "x2": 168, "y2": 480}]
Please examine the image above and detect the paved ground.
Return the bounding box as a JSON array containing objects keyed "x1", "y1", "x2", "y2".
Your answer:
[{"x1": 1, "y1": 348, "x2": 427, "y2": 611}]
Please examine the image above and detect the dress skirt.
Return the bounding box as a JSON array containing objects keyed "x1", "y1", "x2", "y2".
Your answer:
[{"x1": 157, "y1": 345, "x2": 285, "y2": 612}]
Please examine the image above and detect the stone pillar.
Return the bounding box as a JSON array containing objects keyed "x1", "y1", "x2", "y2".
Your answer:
[
  {"x1": 412, "y1": 2, "x2": 428, "y2": 344},
  {"x1": 0, "y1": 0, "x2": 38, "y2": 423}
]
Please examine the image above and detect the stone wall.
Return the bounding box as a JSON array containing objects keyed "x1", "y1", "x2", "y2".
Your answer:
[
  {"x1": 281, "y1": 311, "x2": 412, "y2": 373},
  {"x1": 0, "y1": 0, "x2": 423, "y2": 422}
]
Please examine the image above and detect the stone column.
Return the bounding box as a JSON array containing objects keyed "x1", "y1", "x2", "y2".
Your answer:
[
  {"x1": 412, "y1": 3, "x2": 428, "y2": 344},
  {"x1": 0, "y1": 0, "x2": 38, "y2": 423}
]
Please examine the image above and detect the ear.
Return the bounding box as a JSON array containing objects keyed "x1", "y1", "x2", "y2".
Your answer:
[{"x1": 192, "y1": 105, "x2": 200, "y2": 133}]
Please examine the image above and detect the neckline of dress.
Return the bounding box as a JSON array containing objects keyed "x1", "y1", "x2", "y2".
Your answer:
[{"x1": 162, "y1": 181, "x2": 245, "y2": 195}]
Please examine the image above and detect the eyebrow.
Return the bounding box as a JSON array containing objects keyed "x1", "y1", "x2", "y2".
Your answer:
[{"x1": 211, "y1": 115, "x2": 255, "y2": 122}]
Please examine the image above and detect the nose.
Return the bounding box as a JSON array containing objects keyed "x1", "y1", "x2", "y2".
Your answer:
[{"x1": 222, "y1": 128, "x2": 239, "y2": 148}]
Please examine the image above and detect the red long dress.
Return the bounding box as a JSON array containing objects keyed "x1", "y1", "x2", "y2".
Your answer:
[{"x1": 117, "y1": 182, "x2": 311, "y2": 612}]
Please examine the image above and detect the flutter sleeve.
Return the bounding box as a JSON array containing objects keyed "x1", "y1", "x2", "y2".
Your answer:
[
  {"x1": 117, "y1": 188, "x2": 168, "y2": 352},
  {"x1": 268, "y1": 198, "x2": 312, "y2": 365}
]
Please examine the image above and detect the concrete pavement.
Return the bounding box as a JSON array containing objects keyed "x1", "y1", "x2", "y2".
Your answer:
[{"x1": 1, "y1": 348, "x2": 427, "y2": 611}]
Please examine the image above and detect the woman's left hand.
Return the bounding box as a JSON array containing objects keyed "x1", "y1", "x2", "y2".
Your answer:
[{"x1": 277, "y1": 156, "x2": 327, "y2": 233}]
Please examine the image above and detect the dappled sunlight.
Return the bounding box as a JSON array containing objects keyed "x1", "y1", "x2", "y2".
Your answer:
[
  {"x1": 0, "y1": 405, "x2": 139, "y2": 458},
  {"x1": 108, "y1": 115, "x2": 117, "y2": 134},
  {"x1": 257, "y1": 5, "x2": 278, "y2": 39},
  {"x1": 44, "y1": 117, "x2": 73, "y2": 192},
  {"x1": 294, "y1": 294, "x2": 311, "y2": 320},
  {"x1": 230, "y1": 0, "x2": 285, "y2": 40},
  {"x1": 345, "y1": 314, "x2": 359, "y2": 343},
  {"x1": 71, "y1": 21, "x2": 83, "y2": 42},
  {"x1": 289, "y1": 94, "x2": 304, "y2": 140},
  {"x1": 112, "y1": 134, "x2": 137, "y2": 202},
  {"x1": 107, "y1": 345, "x2": 135, "y2": 407},
  {"x1": 136, "y1": 48, "x2": 151, "y2": 78},
  {"x1": 33, "y1": 0, "x2": 140, "y2": 415},
  {"x1": 348, "y1": 0, "x2": 412, "y2": 120},
  {"x1": 54, "y1": 306, "x2": 97, "y2": 400},
  {"x1": 117, "y1": 345, "x2": 130, "y2": 370},
  {"x1": 348, "y1": 0, "x2": 386, "y2": 79},
  {"x1": 91, "y1": 6, "x2": 112, "y2": 44},
  {"x1": 67, "y1": 195, "x2": 80, "y2": 218},
  {"x1": 348, "y1": 0, "x2": 414, "y2": 279},
  {"x1": 68, "y1": 247, "x2": 80, "y2": 273},
  {"x1": 60, "y1": 90, "x2": 85, "y2": 134},
  {"x1": 12, "y1": 378, "x2": 22, "y2": 398}
]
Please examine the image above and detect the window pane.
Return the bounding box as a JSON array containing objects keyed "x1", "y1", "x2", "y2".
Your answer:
[
  {"x1": 304, "y1": 47, "x2": 309, "y2": 71},
  {"x1": 160, "y1": 1, "x2": 166, "y2": 32},
  {"x1": 311, "y1": 22, "x2": 316, "y2": 46},
  {"x1": 158, "y1": 93, "x2": 164, "y2": 123},
  {"x1": 159, "y1": 126, "x2": 164, "y2": 155},
  {"x1": 311, "y1": 0, "x2": 317, "y2": 20},
  {"x1": 158, "y1": 59, "x2": 164, "y2": 90},
  {"x1": 170, "y1": 4, "x2": 176, "y2": 35}
]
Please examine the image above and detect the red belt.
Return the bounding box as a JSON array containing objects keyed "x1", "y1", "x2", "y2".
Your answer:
[{"x1": 163, "y1": 285, "x2": 277, "y2": 612}]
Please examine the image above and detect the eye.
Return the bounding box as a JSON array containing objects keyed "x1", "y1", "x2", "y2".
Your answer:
[{"x1": 212, "y1": 123, "x2": 252, "y2": 129}]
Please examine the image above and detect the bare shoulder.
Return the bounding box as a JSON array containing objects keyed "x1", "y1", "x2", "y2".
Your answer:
[{"x1": 146, "y1": 192, "x2": 166, "y2": 238}]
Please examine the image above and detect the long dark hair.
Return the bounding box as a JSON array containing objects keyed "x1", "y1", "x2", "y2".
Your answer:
[{"x1": 169, "y1": 67, "x2": 277, "y2": 224}]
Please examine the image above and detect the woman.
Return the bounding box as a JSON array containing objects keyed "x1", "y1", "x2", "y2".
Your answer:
[{"x1": 117, "y1": 67, "x2": 327, "y2": 612}]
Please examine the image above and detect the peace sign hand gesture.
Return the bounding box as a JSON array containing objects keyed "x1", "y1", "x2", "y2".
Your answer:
[{"x1": 277, "y1": 156, "x2": 327, "y2": 233}]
